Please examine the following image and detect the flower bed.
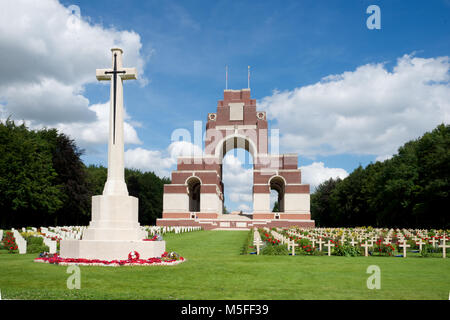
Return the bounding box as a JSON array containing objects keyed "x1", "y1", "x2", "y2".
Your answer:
[
  {"x1": 34, "y1": 251, "x2": 185, "y2": 267},
  {"x1": 2, "y1": 231, "x2": 18, "y2": 253}
]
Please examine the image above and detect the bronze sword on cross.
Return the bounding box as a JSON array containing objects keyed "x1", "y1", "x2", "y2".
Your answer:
[
  {"x1": 96, "y1": 48, "x2": 137, "y2": 144},
  {"x1": 105, "y1": 53, "x2": 126, "y2": 144}
]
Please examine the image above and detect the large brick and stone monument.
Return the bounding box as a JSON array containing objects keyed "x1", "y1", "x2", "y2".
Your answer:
[
  {"x1": 60, "y1": 48, "x2": 165, "y2": 260},
  {"x1": 157, "y1": 88, "x2": 315, "y2": 230}
]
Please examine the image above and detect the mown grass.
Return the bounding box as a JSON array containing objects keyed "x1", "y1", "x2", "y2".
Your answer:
[{"x1": 0, "y1": 230, "x2": 449, "y2": 300}]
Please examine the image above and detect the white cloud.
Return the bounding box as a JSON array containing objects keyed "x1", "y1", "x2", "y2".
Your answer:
[
  {"x1": 259, "y1": 54, "x2": 450, "y2": 159},
  {"x1": 125, "y1": 141, "x2": 203, "y2": 178},
  {"x1": 0, "y1": 0, "x2": 147, "y2": 149},
  {"x1": 54, "y1": 102, "x2": 142, "y2": 147},
  {"x1": 237, "y1": 204, "x2": 251, "y2": 212},
  {"x1": 300, "y1": 162, "x2": 348, "y2": 191},
  {"x1": 222, "y1": 154, "x2": 253, "y2": 211}
]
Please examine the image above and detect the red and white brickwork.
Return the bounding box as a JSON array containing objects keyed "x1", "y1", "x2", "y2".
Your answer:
[{"x1": 157, "y1": 89, "x2": 315, "y2": 229}]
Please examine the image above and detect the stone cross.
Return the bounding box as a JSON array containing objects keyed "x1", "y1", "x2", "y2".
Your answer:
[
  {"x1": 361, "y1": 241, "x2": 372, "y2": 257},
  {"x1": 311, "y1": 238, "x2": 316, "y2": 249},
  {"x1": 350, "y1": 238, "x2": 357, "y2": 247},
  {"x1": 317, "y1": 238, "x2": 325, "y2": 251},
  {"x1": 254, "y1": 239, "x2": 263, "y2": 255},
  {"x1": 324, "y1": 240, "x2": 333, "y2": 256},
  {"x1": 399, "y1": 240, "x2": 410, "y2": 258},
  {"x1": 429, "y1": 237, "x2": 438, "y2": 248},
  {"x1": 416, "y1": 239, "x2": 426, "y2": 252},
  {"x1": 439, "y1": 233, "x2": 449, "y2": 259},
  {"x1": 96, "y1": 48, "x2": 137, "y2": 196},
  {"x1": 290, "y1": 240, "x2": 299, "y2": 256}
]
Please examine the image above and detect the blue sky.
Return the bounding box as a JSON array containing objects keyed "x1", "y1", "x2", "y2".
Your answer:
[{"x1": 1, "y1": 0, "x2": 449, "y2": 212}]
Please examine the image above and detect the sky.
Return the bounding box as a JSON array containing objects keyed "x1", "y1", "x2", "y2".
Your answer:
[{"x1": 1, "y1": 0, "x2": 449, "y2": 212}]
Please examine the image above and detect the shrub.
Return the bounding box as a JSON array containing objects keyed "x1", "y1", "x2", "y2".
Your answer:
[
  {"x1": 2, "y1": 231, "x2": 18, "y2": 253},
  {"x1": 261, "y1": 244, "x2": 289, "y2": 255},
  {"x1": 420, "y1": 243, "x2": 441, "y2": 257},
  {"x1": 407, "y1": 239, "x2": 417, "y2": 249},
  {"x1": 241, "y1": 230, "x2": 253, "y2": 255},
  {"x1": 24, "y1": 236, "x2": 49, "y2": 254},
  {"x1": 333, "y1": 243, "x2": 362, "y2": 257},
  {"x1": 374, "y1": 242, "x2": 396, "y2": 256}
]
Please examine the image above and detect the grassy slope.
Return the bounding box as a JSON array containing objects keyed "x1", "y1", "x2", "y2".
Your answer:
[{"x1": 0, "y1": 230, "x2": 449, "y2": 300}]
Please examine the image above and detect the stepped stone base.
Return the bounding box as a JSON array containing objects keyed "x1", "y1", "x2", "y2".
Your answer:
[
  {"x1": 60, "y1": 239, "x2": 166, "y2": 261},
  {"x1": 60, "y1": 194, "x2": 166, "y2": 261},
  {"x1": 156, "y1": 217, "x2": 315, "y2": 230}
]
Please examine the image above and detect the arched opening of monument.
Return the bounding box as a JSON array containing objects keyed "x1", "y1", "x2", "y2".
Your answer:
[
  {"x1": 187, "y1": 177, "x2": 201, "y2": 212},
  {"x1": 270, "y1": 176, "x2": 285, "y2": 214},
  {"x1": 220, "y1": 135, "x2": 255, "y2": 215},
  {"x1": 222, "y1": 148, "x2": 254, "y2": 215}
]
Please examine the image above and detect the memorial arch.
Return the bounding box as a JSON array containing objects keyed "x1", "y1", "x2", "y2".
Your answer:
[{"x1": 157, "y1": 88, "x2": 315, "y2": 229}]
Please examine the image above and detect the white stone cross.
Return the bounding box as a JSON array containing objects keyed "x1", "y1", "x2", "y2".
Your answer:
[
  {"x1": 254, "y1": 239, "x2": 263, "y2": 255},
  {"x1": 324, "y1": 240, "x2": 333, "y2": 256},
  {"x1": 439, "y1": 233, "x2": 449, "y2": 259},
  {"x1": 416, "y1": 239, "x2": 426, "y2": 251},
  {"x1": 96, "y1": 48, "x2": 137, "y2": 196},
  {"x1": 317, "y1": 238, "x2": 325, "y2": 251},
  {"x1": 429, "y1": 237, "x2": 438, "y2": 248},
  {"x1": 399, "y1": 240, "x2": 410, "y2": 258},
  {"x1": 350, "y1": 238, "x2": 357, "y2": 247},
  {"x1": 290, "y1": 240, "x2": 299, "y2": 256},
  {"x1": 361, "y1": 241, "x2": 372, "y2": 257},
  {"x1": 311, "y1": 238, "x2": 316, "y2": 249}
]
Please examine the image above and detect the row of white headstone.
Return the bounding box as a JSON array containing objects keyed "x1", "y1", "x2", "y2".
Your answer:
[
  {"x1": 260, "y1": 227, "x2": 300, "y2": 256},
  {"x1": 253, "y1": 228, "x2": 263, "y2": 255},
  {"x1": 284, "y1": 227, "x2": 449, "y2": 258},
  {"x1": 145, "y1": 225, "x2": 202, "y2": 236},
  {"x1": 1, "y1": 226, "x2": 86, "y2": 254},
  {"x1": 11, "y1": 229, "x2": 27, "y2": 254}
]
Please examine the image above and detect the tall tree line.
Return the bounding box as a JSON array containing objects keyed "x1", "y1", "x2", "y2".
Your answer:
[
  {"x1": 311, "y1": 124, "x2": 450, "y2": 228},
  {"x1": 0, "y1": 119, "x2": 169, "y2": 228}
]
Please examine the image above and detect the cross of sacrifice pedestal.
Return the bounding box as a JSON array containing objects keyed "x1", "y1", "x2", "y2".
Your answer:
[
  {"x1": 439, "y1": 233, "x2": 449, "y2": 259},
  {"x1": 361, "y1": 241, "x2": 372, "y2": 257},
  {"x1": 416, "y1": 239, "x2": 426, "y2": 252},
  {"x1": 399, "y1": 240, "x2": 410, "y2": 258},
  {"x1": 290, "y1": 240, "x2": 299, "y2": 256},
  {"x1": 316, "y1": 238, "x2": 325, "y2": 251},
  {"x1": 324, "y1": 240, "x2": 333, "y2": 256}
]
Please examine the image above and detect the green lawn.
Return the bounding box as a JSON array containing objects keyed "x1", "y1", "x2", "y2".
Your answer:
[{"x1": 0, "y1": 230, "x2": 449, "y2": 300}]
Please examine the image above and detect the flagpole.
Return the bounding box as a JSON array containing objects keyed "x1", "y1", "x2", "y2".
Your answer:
[
  {"x1": 248, "y1": 65, "x2": 250, "y2": 89},
  {"x1": 226, "y1": 65, "x2": 228, "y2": 90}
]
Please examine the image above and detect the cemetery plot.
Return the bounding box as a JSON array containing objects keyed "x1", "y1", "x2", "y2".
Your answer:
[
  {"x1": 245, "y1": 227, "x2": 449, "y2": 258},
  {"x1": 0, "y1": 225, "x2": 202, "y2": 265}
]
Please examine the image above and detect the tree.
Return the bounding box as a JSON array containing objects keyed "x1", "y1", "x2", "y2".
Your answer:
[
  {"x1": 272, "y1": 201, "x2": 279, "y2": 212},
  {"x1": 38, "y1": 129, "x2": 91, "y2": 226},
  {"x1": 310, "y1": 178, "x2": 340, "y2": 226},
  {"x1": 310, "y1": 124, "x2": 450, "y2": 228},
  {"x1": 0, "y1": 119, "x2": 63, "y2": 228}
]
